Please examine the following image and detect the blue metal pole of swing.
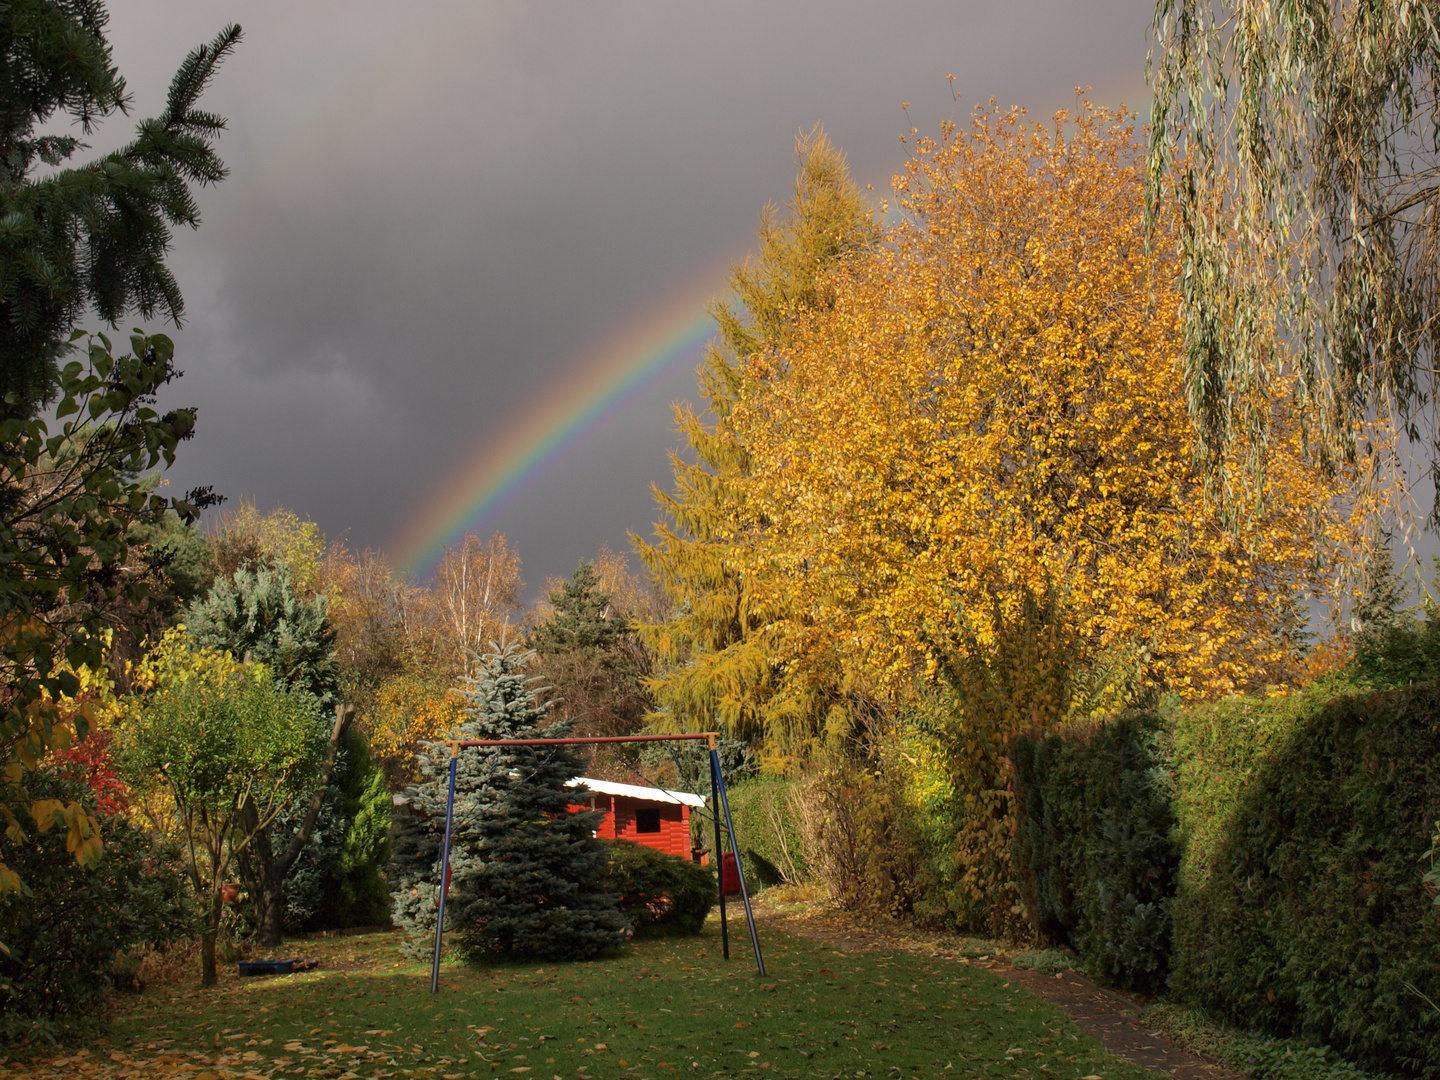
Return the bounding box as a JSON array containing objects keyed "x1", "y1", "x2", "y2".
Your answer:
[
  {"x1": 710, "y1": 747, "x2": 766, "y2": 976},
  {"x1": 430, "y1": 749, "x2": 460, "y2": 994}
]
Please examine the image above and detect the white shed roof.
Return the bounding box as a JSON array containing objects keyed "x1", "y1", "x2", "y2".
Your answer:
[{"x1": 566, "y1": 776, "x2": 706, "y2": 808}]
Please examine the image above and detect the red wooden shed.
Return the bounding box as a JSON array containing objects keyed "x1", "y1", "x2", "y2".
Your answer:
[{"x1": 566, "y1": 777, "x2": 705, "y2": 860}]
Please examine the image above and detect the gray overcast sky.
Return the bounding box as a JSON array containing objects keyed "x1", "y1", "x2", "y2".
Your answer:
[{"x1": 99, "y1": 1, "x2": 1154, "y2": 591}]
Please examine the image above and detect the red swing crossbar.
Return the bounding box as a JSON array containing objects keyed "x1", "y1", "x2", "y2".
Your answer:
[{"x1": 428, "y1": 731, "x2": 764, "y2": 992}]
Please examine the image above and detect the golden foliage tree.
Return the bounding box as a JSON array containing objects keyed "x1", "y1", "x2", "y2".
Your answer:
[
  {"x1": 732, "y1": 101, "x2": 1365, "y2": 713},
  {"x1": 635, "y1": 127, "x2": 880, "y2": 765}
]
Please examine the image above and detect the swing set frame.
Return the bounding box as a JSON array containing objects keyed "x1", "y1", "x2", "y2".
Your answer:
[{"x1": 428, "y1": 732, "x2": 765, "y2": 992}]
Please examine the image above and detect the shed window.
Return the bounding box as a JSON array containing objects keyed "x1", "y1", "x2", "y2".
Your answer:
[{"x1": 635, "y1": 807, "x2": 662, "y2": 833}]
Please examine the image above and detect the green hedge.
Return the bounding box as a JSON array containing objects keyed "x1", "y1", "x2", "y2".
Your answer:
[
  {"x1": 722, "y1": 777, "x2": 809, "y2": 888},
  {"x1": 1010, "y1": 711, "x2": 1178, "y2": 992},
  {"x1": 599, "y1": 840, "x2": 715, "y2": 937},
  {"x1": 1169, "y1": 681, "x2": 1440, "y2": 1078}
]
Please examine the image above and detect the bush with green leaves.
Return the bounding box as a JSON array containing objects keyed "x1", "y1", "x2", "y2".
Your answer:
[
  {"x1": 1010, "y1": 711, "x2": 1178, "y2": 993},
  {"x1": 723, "y1": 777, "x2": 809, "y2": 888},
  {"x1": 0, "y1": 772, "x2": 191, "y2": 1040},
  {"x1": 599, "y1": 839, "x2": 714, "y2": 937}
]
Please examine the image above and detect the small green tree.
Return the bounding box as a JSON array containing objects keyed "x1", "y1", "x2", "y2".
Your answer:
[
  {"x1": 186, "y1": 563, "x2": 353, "y2": 945},
  {"x1": 120, "y1": 636, "x2": 327, "y2": 985},
  {"x1": 390, "y1": 639, "x2": 627, "y2": 961}
]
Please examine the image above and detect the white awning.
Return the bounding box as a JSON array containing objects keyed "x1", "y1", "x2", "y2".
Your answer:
[{"x1": 567, "y1": 776, "x2": 706, "y2": 808}]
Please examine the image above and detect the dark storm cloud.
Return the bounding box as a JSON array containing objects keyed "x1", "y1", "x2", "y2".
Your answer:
[{"x1": 97, "y1": 0, "x2": 1154, "y2": 587}]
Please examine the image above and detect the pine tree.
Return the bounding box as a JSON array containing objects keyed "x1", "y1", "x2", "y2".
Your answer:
[
  {"x1": 530, "y1": 561, "x2": 622, "y2": 654},
  {"x1": 633, "y1": 127, "x2": 878, "y2": 763},
  {"x1": 390, "y1": 639, "x2": 628, "y2": 961}
]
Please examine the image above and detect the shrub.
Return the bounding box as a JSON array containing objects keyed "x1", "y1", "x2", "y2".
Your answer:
[
  {"x1": 805, "y1": 757, "x2": 928, "y2": 920},
  {"x1": 723, "y1": 777, "x2": 809, "y2": 887},
  {"x1": 599, "y1": 840, "x2": 715, "y2": 937},
  {"x1": 0, "y1": 773, "x2": 192, "y2": 1039},
  {"x1": 1145, "y1": 1004, "x2": 1383, "y2": 1080},
  {"x1": 1010, "y1": 711, "x2": 1178, "y2": 993},
  {"x1": 1011, "y1": 948, "x2": 1075, "y2": 974},
  {"x1": 1169, "y1": 681, "x2": 1440, "y2": 1077}
]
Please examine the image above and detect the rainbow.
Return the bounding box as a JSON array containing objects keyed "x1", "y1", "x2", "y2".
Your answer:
[{"x1": 395, "y1": 280, "x2": 726, "y2": 578}]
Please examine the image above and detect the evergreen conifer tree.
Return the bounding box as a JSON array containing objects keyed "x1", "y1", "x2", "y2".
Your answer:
[
  {"x1": 529, "y1": 562, "x2": 651, "y2": 758},
  {"x1": 0, "y1": 5, "x2": 241, "y2": 419},
  {"x1": 1355, "y1": 536, "x2": 1407, "y2": 636},
  {"x1": 390, "y1": 639, "x2": 628, "y2": 961},
  {"x1": 186, "y1": 564, "x2": 339, "y2": 705},
  {"x1": 530, "y1": 561, "x2": 622, "y2": 654}
]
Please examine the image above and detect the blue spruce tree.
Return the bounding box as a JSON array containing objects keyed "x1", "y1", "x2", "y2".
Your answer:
[{"x1": 390, "y1": 638, "x2": 628, "y2": 961}]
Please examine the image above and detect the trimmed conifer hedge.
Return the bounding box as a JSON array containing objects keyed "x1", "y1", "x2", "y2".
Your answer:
[
  {"x1": 1169, "y1": 682, "x2": 1440, "y2": 1078},
  {"x1": 1011, "y1": 679, "x2": 1440, "y2": 1076},
  {"x1": 1010, "y1": 712, "x2": 1178, "y2": 992}
]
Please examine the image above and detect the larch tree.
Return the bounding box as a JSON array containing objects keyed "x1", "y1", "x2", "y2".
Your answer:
[{"x1": 634, "y1": 126, "x2": 880, "y2": 765}]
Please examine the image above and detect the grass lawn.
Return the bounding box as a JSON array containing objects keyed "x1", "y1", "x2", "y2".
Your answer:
[{"x1": 5, "y1": 921, "x2": 1159, "y2": 1080}]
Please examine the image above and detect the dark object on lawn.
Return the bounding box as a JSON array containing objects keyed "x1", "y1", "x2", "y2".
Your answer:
[
  {"x1": 238, "y1": 958, "x2": 317, "y2": 976},
  {"x1": 600, "y1": 839, "x2": 715, "y2": 937}
]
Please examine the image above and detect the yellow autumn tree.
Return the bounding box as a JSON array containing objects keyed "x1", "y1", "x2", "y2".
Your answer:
[
  {"x1": 732, "y1": 101, "x2": 1368, "y2": 714},
  {"x1": 635, "y1": 127, "x2": 881, "y2": 767}
]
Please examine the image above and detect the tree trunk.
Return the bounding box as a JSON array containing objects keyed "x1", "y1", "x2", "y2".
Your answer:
[
  {"x1": 201, "y1": 890, "x2": 223, "y2": 987},
  {"x1": 236, "y1": 830, "x2": 285, "y2": 948},
  {"x1": 237, "y1": 703, "x2": 355, "y2": 949}
]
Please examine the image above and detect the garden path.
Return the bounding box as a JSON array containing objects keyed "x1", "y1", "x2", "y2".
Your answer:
[{"x1": 745, "y1": 897, "x2": 1242, "y2": 1080}]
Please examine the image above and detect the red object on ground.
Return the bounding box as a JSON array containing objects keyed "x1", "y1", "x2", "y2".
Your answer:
[{"x1": 721, "y1": 852, "x2": 741, "y2": 895}]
